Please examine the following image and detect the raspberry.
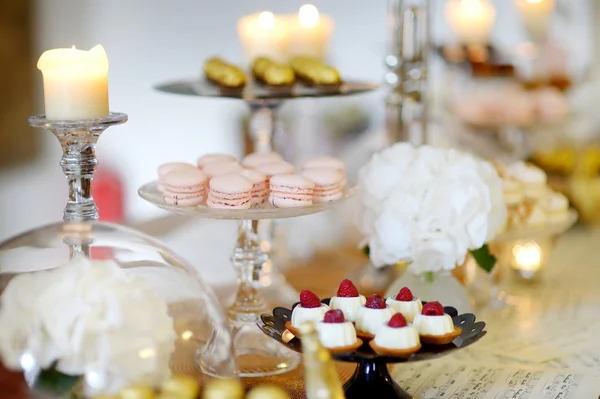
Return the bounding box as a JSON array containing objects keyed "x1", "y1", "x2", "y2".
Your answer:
[
  {"x1": 299, "y1": 290, "x2": 321, "y2": 308},
  {"x1": 365, "y1": 294, "x2": 387, "y2": 309},
  {"x1": 395, "y1": 287, "x2": 413, "y2": 302},
  {"x1": 323, "y1": 309, "x2": 345, "y2": 323},
  {"x1": 388, "y1": 313, "x2": 408, "y2": 328},
  {"x1": 337, "y1": 279, "x2": 359, "y2": 298},
  {"x1": 421, "y1": 301, "x2": 444, "y2": 316}
]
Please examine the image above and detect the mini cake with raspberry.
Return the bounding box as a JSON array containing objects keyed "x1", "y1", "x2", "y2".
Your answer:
[
  {"x1": 287, "y1": 290, "x2": 330, "y2": 336},
  {"x1": 355, "y1": 294, "x2": 395, "y2": 338},
  {"x1": 386, "y1": 287, "x2": 422, "y2": 323},
  {"x1": 329, "y1": 279, "x2": 366, "y2": 322},
  {"x1": 369, "y1": 313, "x2": 421, "y2": 356},
  {"x1": 412, "y1": 301, "x2": 461, "y2": 344},
  {"x1": 315, "y1": 309, "x2": 363, "y2": 353}
]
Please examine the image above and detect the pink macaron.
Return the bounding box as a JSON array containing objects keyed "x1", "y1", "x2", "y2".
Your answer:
[
  {"x1": 301, "y1": 167, "x2": 344, "y2": 203},
  {"x1": 202, "y1": 161, "x2": 244, "y2": 179},
  {"x1": 207, "y1": 174, "x2": 253, "y2": 209},
  {"x1": 197, "y1": 153, "x2": 237, "y2": 169},
  {"x1": 157, "y1": 162, "x2": 197, "y2": 192},
  {"x1": 162, "y1": 168, "x2": 207, "y2": 206},
  {"x1": 302, "y1": 156, "x2": 347, "y2": 186},
  {"x1": 240, "y1": 169, "x2": 269, "y2": 206},
  {"x1": 269, "y1": 174, "x2": 315, "y2": 208},
  {"x1": 242, "y1": 152, "x2": 284, "y2": 168},
  {"x1": 255, "y1": 161, "x2": 296, "y2": 180}
]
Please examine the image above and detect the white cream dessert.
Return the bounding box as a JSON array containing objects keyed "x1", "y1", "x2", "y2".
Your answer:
[
  {"x1": 372, "y1": 313, "x2": 420, "y2": 353},
  {"x1": 412, "y1": 301, "x2": 454, "y2": 337},
  {"x1": 291, "y1": 290, "x2": 330, "y2": 329},
  {"x1": 315, "y1": 309, "x2": 360, "y2": 350},
  {"x1": 385, "y1": 287, "x2": 422, "y2": 323},
  {"x1": 539, "y1": 191, "x2": 569, "y2": 222},
  {"x1": 329, "y1": 279, "x2": 366, "y2": 322},
  {"x1": 355, "y1": 294, "x2": 394, "y2": 336},
  {"x1": 507, "y1": 161, "x2": 547, "y2": 198}
]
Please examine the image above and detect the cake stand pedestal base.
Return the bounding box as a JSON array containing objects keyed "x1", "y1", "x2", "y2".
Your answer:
[{"x1": 343, "y1": 359, "x2": 411, "y2": 399}]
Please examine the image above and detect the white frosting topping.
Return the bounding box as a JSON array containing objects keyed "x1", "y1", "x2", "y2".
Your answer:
[
  {"x1": 355, "y1": 306, "x2": 394, "y2": 335},
  {"x1": 374, "y1": 324, "x2": 420, "y2": 350},
  {"x1": 507, "y1": 162, "x2": 547, "y2": 186},
  {"x1": 413, "y1": 314, "x2": 455, "y2": 336},
  {"x1": 329, "y1": 295, "x2": 366, "y2": 322},
  {"x1": 385, "y1": 297, "x2": 422, "y2": 323},
  {"x1": 524, "y1": 204, "x2": 547, "y2": 226},
  {"x1": 291, "y1": 304, "x2": 330, "y2": 328},
  {"x1": 540, "y1": 191, "x2": 569, "y2": 213},
  {"x1": 316, "y1": 321, "x2": 357, "y2": 348}
]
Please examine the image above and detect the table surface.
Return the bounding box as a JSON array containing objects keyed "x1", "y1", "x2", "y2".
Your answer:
[{"x1": 2, "y1": 226, "x2": 600, "y2": 398}]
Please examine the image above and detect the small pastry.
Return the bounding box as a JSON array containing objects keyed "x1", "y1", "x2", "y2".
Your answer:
[
  {"x1": 162, "y1": 168, "x2": 207, "y2": 206},
  {"x1": 157, "y1": 162, "x2": 197, "y2": 192},
  {"x1": 301, "y1": 168, "x2": 345, "y2": 203},
  {"x1": 286, "y1": 290, "x2": 330, "y2": 336},
  {"x1": 412, "y1": 301, "x2": 461, "y2": 345},
  {"x1": 315, "y1": 309, "x2": 363, "y2": 353},
  {"x1": 197, "y1": 153, "x2": 237, "y2": 169},
  {"x1": 241, "y1": 152, "x2": 284, "y2": 169},
  {"x1": 240, "y1": 169, "x2": 269, "y2": 206},
  {"x1": 206, "y1": 174, "x2": 252, "y2": 209},
  {"x1": 301, "y1": 156, "x2": 346, "y2": 176},
  {"x1": 539, "y1": 191, "x2": 569, "y2": 222},
  {"x1": 329, "y1": 279, "x2": 366, "y2": 322},
  {"x1": 204, "y1": 57, "x2": 246, "y2": 89},
  {"x1": 369, "y1": 313, "x2": 421, "y2": 356},
  {"x1": 202, "y1": 161, "x2": 244, "y2": 179},
  {"x1": 355, "y1": 294, "x2": 395, "y2": 339},
  {"x1": 506, "y1": 161, "x2": 547, "y2": 199},
  {"x1": 269, "y1": 174, "x2": 315, "y2": 208},
  {"x1": 255, "y1": 161, "x2": 296, "y2": 181},
  {"x1": 385, "y1": 287, "x2": 422, "y2": 323}
]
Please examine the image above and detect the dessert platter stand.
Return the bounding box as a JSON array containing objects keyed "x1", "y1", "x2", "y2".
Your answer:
[
  {"x1": 259, "y1": 299, "x2": 487, "y2": 399},
  {"x1": 139, "y1": 182, "x2": 358, "y2": 378},
  {"x1": 155, "y1": 79, "x2": 378, "y2": 308}
]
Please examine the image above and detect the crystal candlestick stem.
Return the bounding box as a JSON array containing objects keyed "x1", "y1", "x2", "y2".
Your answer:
[
  {"x1": 28, "y1": 113, "x2": 128, "y2": 223},
  {"x1": 229, "y1": 219, "x2": 300, "y2": 377}
]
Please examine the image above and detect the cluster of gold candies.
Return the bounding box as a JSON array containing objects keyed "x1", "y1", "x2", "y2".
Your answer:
[
  {"x1": 531, "y1": 146, "x2": 600, "y2": 177},
  {"x1": 93, "y1": 376, "x2": 291, "y2": 399},
  {"x1": 204, "y1": 58, "x2": 246, "y2": 89},
  {"x1": 289, "y1": 56, "x2": 341, "y2": 87},
  {"x1": 252, "y1": 57, "x2": 295, "y2": 87}
]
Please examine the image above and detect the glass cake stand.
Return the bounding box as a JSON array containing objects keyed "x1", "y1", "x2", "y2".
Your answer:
[
  {"x1": 139, "y1": 181, "x2": 358, "y2": 377},
  {"x1": 155, "y1": 79, "x2": 379, "y2": 308},
  {"x1": 0, "y1": 114, "x2": 236, "y2": 398}
]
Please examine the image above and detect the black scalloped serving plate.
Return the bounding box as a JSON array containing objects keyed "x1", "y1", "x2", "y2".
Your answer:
[{"x1": 258, "y1": 298, "x2": 486, "y2": 399}]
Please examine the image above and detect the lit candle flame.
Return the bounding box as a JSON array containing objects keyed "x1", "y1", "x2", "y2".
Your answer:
[
  {"x1": 258, "y1": 11, "x2": 275, "y2": 30},
  {"x1": 299, "y1": 4, "x2": 319, "y2": 28},
  {"x1": 512, "y1": 242, "x2": 542, "y2": 271},
  {"x1": 460, "y1": 0, "x2": 484, "y2": 14}
]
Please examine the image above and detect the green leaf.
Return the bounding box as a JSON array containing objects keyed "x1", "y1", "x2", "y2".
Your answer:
[
  {"x1": 34, "y1": 368, "x2": 80, "y2": 397},
  {"x1": 363, "y1": 245, "x2": 370, "y2": 257},
  {"x1": 469, "y1": 244, "x2": 496, "y2": 273}
]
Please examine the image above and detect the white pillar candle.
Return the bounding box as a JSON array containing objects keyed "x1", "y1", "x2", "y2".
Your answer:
[
  {"x1": 286, "y1": 4, "x2": 333, "y2": 61},
  {"x1": 445, "y1": 0, "x2": 496, "y2": 45},
  {"x1": 515, "y1": 0, "x2": 555, "y2": 42},
  {"x1": 237, "y1": 11, "x2": 289, "y2": 63},
  {"x1": 37, "y1": 44, "x2": 109, "y2": 120}
]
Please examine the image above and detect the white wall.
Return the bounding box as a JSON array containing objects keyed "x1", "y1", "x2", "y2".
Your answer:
[{"x1": 0, "y1": 0, "x2": 593, "y2": 242}]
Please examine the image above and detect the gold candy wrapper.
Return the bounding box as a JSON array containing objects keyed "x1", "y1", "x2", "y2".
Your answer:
[
  {"x1": 252, "y1": 57, "x2": 296, "y2": 87},
  {"x1": 290, "y1": 56, "x2": 341, "y2": 86},
  {"x1": 203, "y1": 57, "x2": 246, "y2": 89}
]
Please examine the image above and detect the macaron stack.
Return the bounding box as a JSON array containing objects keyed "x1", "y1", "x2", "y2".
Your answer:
[{"x1": 155, "y1": 152, "x2": 347, "y2": 209}]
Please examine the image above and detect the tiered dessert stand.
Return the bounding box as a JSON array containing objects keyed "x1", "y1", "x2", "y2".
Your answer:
[
  {"x1": 139, "y1": 182, "x2": 358, "y2": 377},
  {"x1": 154, "y1": 79, "x2": 378, "y2": 308}
]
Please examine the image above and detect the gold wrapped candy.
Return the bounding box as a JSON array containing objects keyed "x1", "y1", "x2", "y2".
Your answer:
[
  {"x1": 118, "y1": 385, "x2": 156, "y2": 399},
  {"x1": 246, "y1": 385, "x2": 291, "y2": 399},
  {"x1": 203, "y1": 57, "x2": 246, "y2": 89},
  {"x1": 251, "y1": 57, "x2": 295, "y2": 87},
  {"x1": 290, "y1": 56, "x2": 341, "y2": 86},
  {"x1": 160, "y1": 375, "x2": 200, "y2": 399},
  {"x1": 201, "y1": 378, "x2": 244, "y2": 399}
]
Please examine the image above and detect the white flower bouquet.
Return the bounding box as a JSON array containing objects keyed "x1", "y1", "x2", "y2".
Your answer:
[
  {"x1": 356, "y1": 143, "x2": 506, "y2": 275},
  {"x1": 0, "y1": 256, "x2": 177, "y2": 396}
]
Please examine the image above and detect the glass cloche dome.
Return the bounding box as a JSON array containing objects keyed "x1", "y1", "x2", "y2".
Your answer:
[{"x1": 0, "y1": 113, "x2": 236, "y2": 398}]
